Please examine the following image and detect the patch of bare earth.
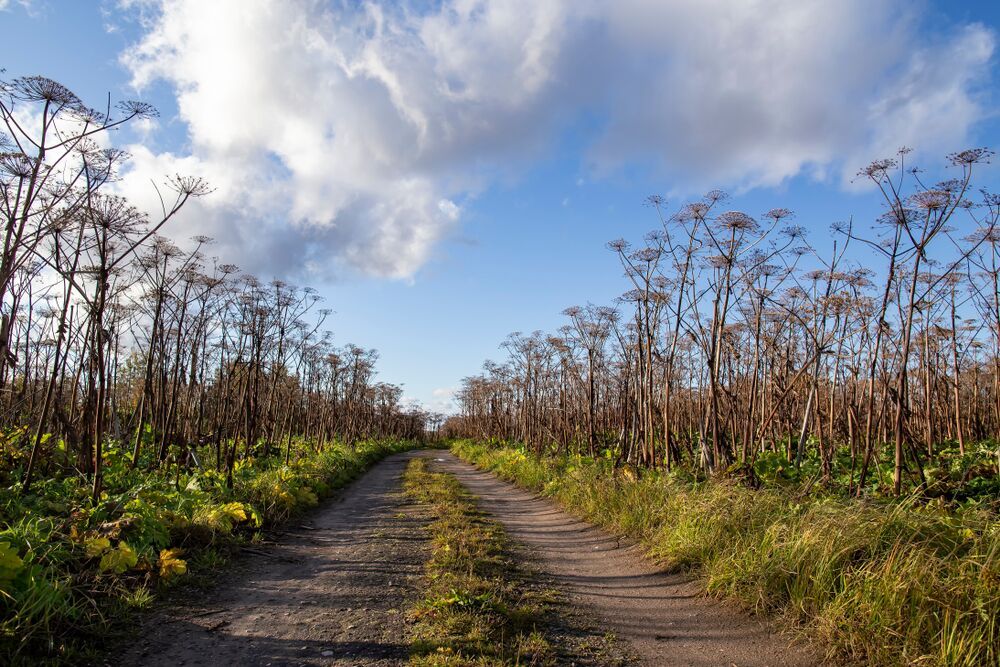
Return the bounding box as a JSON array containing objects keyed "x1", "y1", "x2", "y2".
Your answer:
[
  {"x1": 425, "y1": 451, "x2": 822, "y2": 667},
  {"x1": 119, "y1": 450, "x2": 822, "y2": 666},
  {"x1": 118, "y1": 451, "x2": 432, "y2": 667}
]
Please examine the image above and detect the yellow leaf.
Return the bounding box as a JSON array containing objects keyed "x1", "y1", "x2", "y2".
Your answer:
[
  {"x1": 193, "y1": 502, "x2": 249, "y2": 533},
  {"x1": 220, "y1": 502, "x2": 247, "y2": 523},
  {"x1": 158, "y1": 548, "x2": 187, "y2": 579},
  {"x1": 84, "y1": 537, "x2": 111, "y2": 557},
  {"x1": 99, "y1": 542, "x2": 138, "y2": 574}
]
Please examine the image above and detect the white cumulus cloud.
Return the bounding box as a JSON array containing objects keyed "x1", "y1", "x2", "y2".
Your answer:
[{"x1": 116, "y1": 0, "x2": 995, "y2": 279}]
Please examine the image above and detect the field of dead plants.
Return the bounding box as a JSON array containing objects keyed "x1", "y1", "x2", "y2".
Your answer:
[
  {"x1": 2, "y1": 66, "x2": 999, "y2": 667},
  {"x1": 0, "y1": 75, "x2": 430, "y2": 662}
]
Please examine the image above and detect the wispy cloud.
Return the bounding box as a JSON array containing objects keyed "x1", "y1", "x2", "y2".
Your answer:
[{"x1": 0, "y1": 1, "x2": 36, "y2": 13}]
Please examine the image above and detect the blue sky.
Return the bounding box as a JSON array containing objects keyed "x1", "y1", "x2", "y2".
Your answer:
[{"x1": 3, "y1": 0, "x2": 1000, "y2": 412}]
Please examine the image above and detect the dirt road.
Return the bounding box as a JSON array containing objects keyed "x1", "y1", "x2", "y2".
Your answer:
[{"x1": 124, "y1": 450, "x2": 819, "y2": 666}]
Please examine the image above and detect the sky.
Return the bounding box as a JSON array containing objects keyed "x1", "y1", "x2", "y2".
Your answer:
[{"x1": 2, "y1": 0, "x2": 1000, "y2": 413}]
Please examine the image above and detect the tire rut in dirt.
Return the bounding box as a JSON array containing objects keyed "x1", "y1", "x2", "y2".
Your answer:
[{"x1": 426, "y1": 451, "x2": 821, "y2": 667}]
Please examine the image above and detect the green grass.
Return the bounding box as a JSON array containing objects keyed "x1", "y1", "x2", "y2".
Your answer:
[
  {"x1": 402, "y1": 457, "x2": 555, "y2": 666},
  {"x1": 451, "y1": 440, "x2": 1000, "y2": 667},
  {"x1": 0, "y1": 438, "x2": 420, "y2": 665}
]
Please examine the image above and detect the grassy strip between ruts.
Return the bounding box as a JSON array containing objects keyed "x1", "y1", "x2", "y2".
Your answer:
[
  {"x1": 0, "y1": 439, "x2": 420, "y2": 665},
  {"x1": 402, "y1": 457, "x2": 556, "y2": 666},
  {"x1": 451, "y1": 439, "x2": 1000, "y2": 667}
]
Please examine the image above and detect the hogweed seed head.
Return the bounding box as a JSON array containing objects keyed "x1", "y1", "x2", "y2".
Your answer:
[
  {"x1": 948, "y1": 147, "x2": 993, "y2": 166},
  {"x1": 716, "y1": 211, "x2": 757, "y2": 231},
  {"x1": 909, "y1": 190, "x2": 951, "y2": 211}
]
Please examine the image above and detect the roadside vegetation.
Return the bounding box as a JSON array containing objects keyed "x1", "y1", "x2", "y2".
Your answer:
[
  {"x1": 0, "y1": 74, "x2": 435, "y2": 663},
  {"x1": 3, "y1": 439, "x2": 419, "y2": 663},
  {"x1": 453, "y1": 440, "x2": 998, "y2": 667},
  {"x1": 402, "y1": 456, "x2": 555, "y2": 666}
]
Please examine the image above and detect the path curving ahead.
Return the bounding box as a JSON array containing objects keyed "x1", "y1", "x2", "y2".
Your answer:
[{"x1": 423, "y1": 450, "x2": 820, "y2": 667}]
